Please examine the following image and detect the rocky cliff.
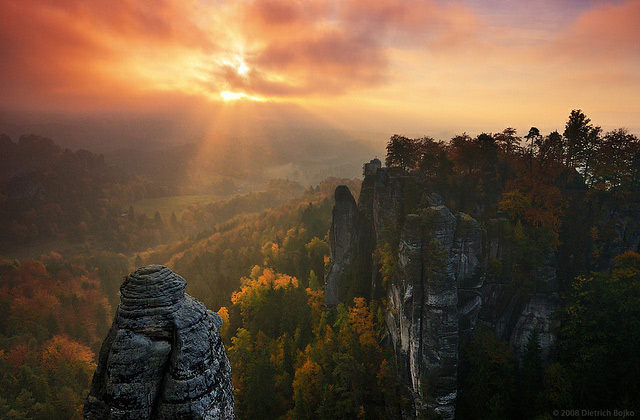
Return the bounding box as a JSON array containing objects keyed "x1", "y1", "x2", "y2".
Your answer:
[
  {"x1": 83, "y1": 265, "x2": 235, "y2": 420},
  {"x1": 325, "y1": 186, "x2": 361, "y2": 307},
  {"x1": 325, "y1": 167, "x2": 561, "y2": 419}
]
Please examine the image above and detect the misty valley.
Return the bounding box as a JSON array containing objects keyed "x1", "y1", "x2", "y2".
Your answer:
[{"x1": 1, "y1": 110, "x2": 640, "y2": 420}]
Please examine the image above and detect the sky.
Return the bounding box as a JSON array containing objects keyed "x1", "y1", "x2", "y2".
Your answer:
[{"x1": 1, "y1": 0, "x2": 639, "y2": 141}]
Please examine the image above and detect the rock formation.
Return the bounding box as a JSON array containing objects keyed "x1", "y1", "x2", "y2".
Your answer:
[
  {"x1": 325, "y1": 185, "x2": 361, "y2": 307},
  {"x1": 386, "y1": 211, "x2": 463, "y2": 419},
  {"x1": 326, "y1": 166, "x2": 562, "y2": 419},
  {"x1": 83, "y1": 265, "x2": 235, "y2": 420},
  {"x1": 363, "y1": 157, "x2": 382, "y2": 177}
]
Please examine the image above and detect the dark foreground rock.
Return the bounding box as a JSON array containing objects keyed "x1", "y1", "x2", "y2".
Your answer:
[{"x1": 83, "y1": 265, "x2": 235, "y2": 420}]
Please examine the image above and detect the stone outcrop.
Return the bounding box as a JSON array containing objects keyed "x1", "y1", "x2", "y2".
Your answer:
[
  {"x1": 83, "y1": 265, "x2": 235, "y2": 420},
  {"x1": 325, "y1": 185, "x2": 361, "y2": 307},
  {"x1": 386, "y1": 211, "x2": 466, "y2": 419},
  {"x1": 326, "y1": 166, "x2": 561, "y2": 420},
  {"x1": 363, "y1": 158, "x2": 382, "y2": 177}
]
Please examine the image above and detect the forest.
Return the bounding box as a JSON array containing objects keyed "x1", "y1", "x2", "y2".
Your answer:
[{"x1": 1, "y1": 109, "x2": 640, "y2": 419}]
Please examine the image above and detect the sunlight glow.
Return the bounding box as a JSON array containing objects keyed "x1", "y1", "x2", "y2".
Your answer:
[
  {"x1": 237, "y1": 62, "x2": 249, "y2": 75},
  {"x1": 221, "y1": 55, "x2": 250, "y2": 76},
  {"x1": 220, "y1": 91, "x2": 263, "y2": 102},
  {"x1": 221, "y1": 91, "x2": 247, "y2": 101}
]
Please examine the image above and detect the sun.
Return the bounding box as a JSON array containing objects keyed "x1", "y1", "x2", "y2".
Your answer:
[
  {"x1": 216, "y1": 54, "x2": 265, "y2": 102},
  {"x1": 237, "y1": 62, "x2": 249, "y2": 75},
  {"x1": 221, "y1": 55, "x2": 250, "y2": 76}
]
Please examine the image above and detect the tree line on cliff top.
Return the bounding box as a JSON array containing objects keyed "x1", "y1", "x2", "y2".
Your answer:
[
  {"x1": 385, "y1": 109, "x2": 640, "y2": 191},
  {"x1": 383, "y1": 110, "x2": 640, "y2": 286}
]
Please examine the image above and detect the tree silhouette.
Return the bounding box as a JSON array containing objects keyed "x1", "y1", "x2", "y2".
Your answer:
[
  {"x1": 385, "y1": 134, "x2": 418, "y2": 170},
  {"x1": 525, "y1": 127, "x2": 540, "y2": 156},
  {"x1": 563, "y1": 110, "x2": 601, "y2": 183},
  {"x1": 449, "y1": 133, "x2": 477, "y2": 174},
  {"x1": 591, "y1": 128, "x2": 640, "y2": 189},
  {"x1": 494, "y1": 127, "x2": 521, "y2": 156}
]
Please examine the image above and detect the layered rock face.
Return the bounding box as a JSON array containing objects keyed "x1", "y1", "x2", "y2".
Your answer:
[
  {"x1": 383, "y1": 203, "x2": 482, "y2": 418},
  {"x1": 327, "y1": 167, "x2": 559, "y2": 419},
  {"x1": 386, "y1": 211, "x2": 465, "y2": 419},
  {"x1": 83, "y1": 265, "x2": 235, "y2": 420}
]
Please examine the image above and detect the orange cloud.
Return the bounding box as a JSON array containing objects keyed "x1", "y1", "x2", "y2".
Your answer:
[
  {"x1": 0, "y1": 0, "x2": 220, "y2": 111},
  {"x1": 550, "y1": 0, "x2": 640, "y2": 60},
  {"x1": 0, "y1": 0, "x2": 488, "y2": 109},
  {"x1": 219, "y1": 0, "x2": 483, "y2": 97},
  {"x1": 526, "y1": 0, "x2": 640, "y2": 109},
  {"x1": 1, "y1": 0, "x2": 638, "y2": 137}
]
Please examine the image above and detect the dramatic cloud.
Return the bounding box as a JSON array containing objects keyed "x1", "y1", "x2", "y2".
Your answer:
[
  {"x1": 216, "y1": 0, "x2": 484, "y2": 97},
  {"x1": 0, "y1": 0, "x2": 485, "y2": 106},
  {"x1": 0, "y1": 0, "x2": 221, "y2": 110},
  {"x1": 0, "y1": 0, "x2": 638, "y2": 133}
]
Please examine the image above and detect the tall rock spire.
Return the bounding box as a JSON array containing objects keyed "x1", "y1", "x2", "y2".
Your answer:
[{"x1": 325, "y1": 185, "x2": 361, "y2": 307}]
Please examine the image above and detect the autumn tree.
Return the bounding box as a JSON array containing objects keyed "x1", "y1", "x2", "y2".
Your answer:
[
  {"x1": 290, "y1": 298, "x2": 391, "y2": 420},
  {"x1": 498, "y1": 184, "x2": 562, "y2": 278},
  {"x1": 534, "y1": 130, "x2": 565, "y2": 180},
  {"x1": 384, "y1": 135, "x2": 452, "y2": 179},
  {"x1": 417, "y1": 137, "x2": 448, "y2": 178},
  {"x1": 448, "y1": 133, "x2": 477, "y2": 174},
  {"x1": 475, "y1": 133, "x2": 499, "y2": 170},
  {"x1": 227, "y1": 267, "x2": 313, "y2": 418},
  {"x1": 0, "y1": 259, "x2": 111, "y2": 419}
]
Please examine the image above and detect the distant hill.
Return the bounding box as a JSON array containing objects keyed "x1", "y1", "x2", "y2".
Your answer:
[
  {"x1": 1, "y1": 102, "x2": 385, "y2": 189},
  {"x1": 0, "y1": 134, "x2": 160, "y2": 251}
]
